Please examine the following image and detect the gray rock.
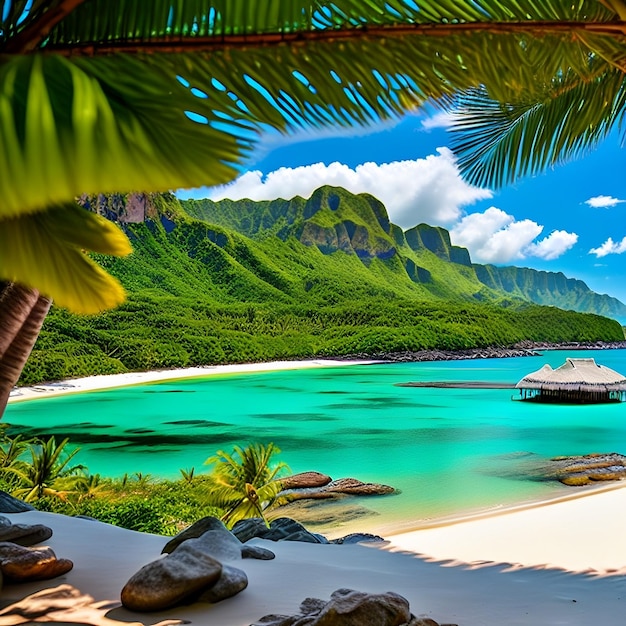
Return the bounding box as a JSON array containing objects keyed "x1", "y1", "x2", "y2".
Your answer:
[
  {"x1": 233, "y1": 517, "x2": 329, "y2": 544},
  {"x1": 250, "y1": 589, "x2": 431, "y2": 626},
  {"x1": 162, "y1": 516, "x2": 237, "y2": 554},
  {"x1": 315, "y1": 588, "x2": 411, "y2": 625},
  {"x1": 197, "y1": 563, "x2": 248, "y2": 603},
  {"x1": 176, "y1": 526, "x2": 243, "y2": 562},
  {"x1": 121, "y1": 541, "x2": 222, "y2": 612},
  {"x1": 231, "y1": 517, "x2": 269, "y2": 543},
  {"x1": 331, "y1": 533, "x2": 385, "y2": 545},
  {"x1": 241, "y1": 544, "x2": 275, "y2": 560},
  {"x1": 0, "y1": 491, "x2": 35, "y2": 513},
  {"x1": 0, "y1": 542, "x2": 73, "y2": 582},
  {"x1": 0, "y1": 521, "x2": 53, "y2": 546}
]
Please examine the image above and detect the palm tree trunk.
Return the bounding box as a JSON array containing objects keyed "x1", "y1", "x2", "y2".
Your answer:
[{"x1": 0, "y1": 282, "x2": 51, "y2": 418}]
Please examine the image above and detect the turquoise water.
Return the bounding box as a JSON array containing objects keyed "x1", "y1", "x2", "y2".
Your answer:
[{"x1": 5, "y1": 350, "x2": 626, "y2": 532}]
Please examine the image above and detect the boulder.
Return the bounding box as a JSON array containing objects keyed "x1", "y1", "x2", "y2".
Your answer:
[
  {"x1": 241, "y1": 545, "x2": 276, "y2": 560},
  {"x1": 121, "y1": 542, "x2": 222, "y2": 611},
  {"x1": 331, "y1": 533, "x2": 385, "y2": 545},
  {"x1": 0, "y1": 516, "x2": 53, "y2": 546},
  {"x1": 250, "y1": 588, "x2": 443, "y2": 626},
  {"x1": 324, "y1": 478, "x2": 396, "y2": 496},
  {"x1": 163, "y1": 517, "x2": 243, "y2": 561},
  {"x1": 0, "y1": 491, "x2": 35, "y2": 513},
  {"x1": 196, "y1": 563, "x2": 248, "y2": 603},
  {"x1": 281, "y1": 472, "x2": 332, "y2": 489},
  {"x1": 0, "y1": 542, "x2": 73, "y2": 582},
  {"x1": 232, "y1": 517, "x2": 329, "y2": 544}
]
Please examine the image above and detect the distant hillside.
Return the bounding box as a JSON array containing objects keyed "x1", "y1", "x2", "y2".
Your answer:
[
  {"x1": 184, "y1": 186, "x2": 626, "y2": 323},
  {"x1": 19, "y1": 190, "x2": 624, "y2": 385}
]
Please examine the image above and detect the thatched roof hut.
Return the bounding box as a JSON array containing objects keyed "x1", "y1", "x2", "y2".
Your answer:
[{"x1": 516, "y1": 358, "x2": 626, "y2": 404}]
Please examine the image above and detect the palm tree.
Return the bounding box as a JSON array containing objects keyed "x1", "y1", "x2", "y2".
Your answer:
[
  {"x1": 1, "y1": 2, "x2": 625, "y2": 417},
  {"x1": 204, "y1": 442, "x2": 289, "y2": 528},
  {"x1": 8, "y1": 436, "x2": 87, "y2": 502}
]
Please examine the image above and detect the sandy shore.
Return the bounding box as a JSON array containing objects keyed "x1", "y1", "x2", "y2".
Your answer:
[
  {"x1": 2, "y1": 491, "x2": 625, "y2": 625},
  {"x1": 8, "y1": 359, "x2": 378, "y2": 404},
  {"x1": 5, "y1": 359, "x2": 626, "y2": 624}
]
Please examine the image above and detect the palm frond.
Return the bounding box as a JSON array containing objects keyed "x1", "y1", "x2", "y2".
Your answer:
[
  {"x1": 0, "y1": 203, "x2": 130, "y2": 313},
  {"x1": 450, "y1": 69, "x2": 626, "y2": 187},
  {"x1": 0, "y1": 1, "x2": 625, "y2": 310}
]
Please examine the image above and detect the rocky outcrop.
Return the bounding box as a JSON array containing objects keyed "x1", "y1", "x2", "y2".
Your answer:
[
  {"x1": 548, "y1": 452, "x2": 626, "y2": 486},
  {"x1": 123, "y1": 517, "x2": 274, "y2": 612},
  {"x1": 0, "y1": 542, "x2": 73, "y2": 583},
  {"x1": 0, "y1": 515, "x2": 51, "y2": 546},
  {"x1": 277, "y1": 475, "x2": 396, "y2": 504},
  {"x1": 0, "y1": 491, "x2": 35, "y2": 513},
  {"x1": 250, "y1": 588, "x2": 451, "y2": 626},
  {"x1": 231, "y1": 517, "x2": 384, "y2": 546}
]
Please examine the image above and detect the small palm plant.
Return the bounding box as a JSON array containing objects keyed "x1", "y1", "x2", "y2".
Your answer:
[
  {"x1": 9, "y1": 436, "x2": 87, "y2": 503},
  {"x1": 204, "y1": 443, "x2": 289, "y2": 529}
]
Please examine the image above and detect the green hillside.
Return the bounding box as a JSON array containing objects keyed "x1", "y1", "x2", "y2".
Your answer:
[{"x1": 20, "y1": 191, "x2": 625, "y2": 385}]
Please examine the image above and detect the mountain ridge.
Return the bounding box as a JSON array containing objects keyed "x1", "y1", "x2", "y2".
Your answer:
[{"x1": 182, "y1": 186, "x2": 626, "y2": 323}]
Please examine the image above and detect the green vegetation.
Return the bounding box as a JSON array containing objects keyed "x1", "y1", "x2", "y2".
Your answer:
[
  {"x1": 18, "y1": 191, "x2": 624, "y2": 386},
  {"x1": 204, "y1": 443, "x2": 289, "y2": 529},
  {"x1": 0, "y1": 433, "x2": 290, "y2": 535}
]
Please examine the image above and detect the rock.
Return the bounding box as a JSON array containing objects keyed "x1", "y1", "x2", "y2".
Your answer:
[
  {"x1": 231, "y1": 518, "x2": 270, "y2": 543},
  {"x1": 233, "y1": 517, "x2": 329, "y2": 544},
  {"x1": 181, "y1": 532, "x2": 243, "y2": 563},
  {"x1": 281, "y1": 472, "x2": 332, "y2": 489},
  {"x1": 324, "y1": 478, "x2": 396, "y2": 496},
  {"x1": 241, "y1": 545, "x2": 275, "y2": 560},
  {"x1": 163, "y1": 516, "x2": 242, "y2": 560},
  {"x1": 250, "y1": 589, "x2": 437, "y2": 626},
  {"x1": 196, "y1": 563, "x2": 248, "y2": 603},
  {"x1": 121, "y1": 541, "x2": 222, "y2": 612},
  {"x1": 315, "y1": 588, "x2": 411, "y2": 625},
  {"x1": 331, "y1": 533, "x2": 385, "y2": 545},
  {"x1": 0, "y1": 491, "x2": 35, "y2": 513},
  {"x1": 0, "y1": 518, "x2": 53, "y2": 546},
  {"x1": 0, "y1": 542, "x2": 73, "y2": 582}
]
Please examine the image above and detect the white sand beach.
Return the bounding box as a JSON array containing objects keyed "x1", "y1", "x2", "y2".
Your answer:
[
  {"x1": 2, "y1": 489, "x2": 626, "y2": 626},
  {"x1": 4, "y1": 360, "x2": 626, "y2": 624},
  {"x1": 8, "y1": 359, "x2": 378, "y2": 403}
]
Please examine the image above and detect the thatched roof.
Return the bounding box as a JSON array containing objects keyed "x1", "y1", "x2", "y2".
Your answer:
[{"x1": 516, "y1": 358, "x2": 626, "y2": 392}]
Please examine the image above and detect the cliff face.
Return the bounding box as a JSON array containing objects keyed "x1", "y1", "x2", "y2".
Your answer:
[{"x1": 85, "y1": 187, "x2": 626, "y2": 323}]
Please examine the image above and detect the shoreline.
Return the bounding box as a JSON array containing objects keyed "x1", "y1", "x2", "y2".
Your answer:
[
  {"x1": 8, "y1": 358, "x2": 380, "y2": 404},
  {"x1": 9, "y1": 351, "x2": 626, "y2": 550},
  {"x1": 4, "y1": 357, "x2": 626, "y2": 623},
  {"x1": 11, "y1": 341, "x2": 626, "y2": 403}
]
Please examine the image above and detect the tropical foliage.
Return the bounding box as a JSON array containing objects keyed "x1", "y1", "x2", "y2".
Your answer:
[
  {"x1": 1, "y1": 1, "x2": 626, "y2": 311},
  {"x1": 4, "y1": 436, "x2": 86, "y2": 502},
  {"x1": 204, "y1": 443, "x2": 289, "y2": 528}
]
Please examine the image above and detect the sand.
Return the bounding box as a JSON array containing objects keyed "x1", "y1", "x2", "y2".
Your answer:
[
  {"x1": 8, "y1": 359, "x2": 378, "y2": 403},
  {"x1": 4, "y1": 360, "x2": 626, "y2": 624}
]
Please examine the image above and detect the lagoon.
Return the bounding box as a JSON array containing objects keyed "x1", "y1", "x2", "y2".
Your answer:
[{"x1": 5, "y1": 349, "x2": 626, "y2": 535}]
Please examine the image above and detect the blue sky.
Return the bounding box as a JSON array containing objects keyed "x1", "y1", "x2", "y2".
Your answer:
[{"x1": 178, "y1": 112, "x2": 626, "y2": 304}]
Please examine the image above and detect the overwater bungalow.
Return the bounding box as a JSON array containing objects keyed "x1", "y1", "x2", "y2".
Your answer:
[{"x1": 516, "y1": 358, "x2": 626, "y2": 404}]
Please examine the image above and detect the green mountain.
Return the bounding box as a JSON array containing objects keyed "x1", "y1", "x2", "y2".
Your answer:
[
  {"x1": 20, "y1": 189, "x2": 624, "y2": 385},
  {"x1": 183, "y1": 186, "x2": 626, "y2": 322}
]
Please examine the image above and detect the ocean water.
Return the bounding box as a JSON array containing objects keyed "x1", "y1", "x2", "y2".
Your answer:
[{"x1": 5, "y1": 349, "x2": 626, "y2": 533}]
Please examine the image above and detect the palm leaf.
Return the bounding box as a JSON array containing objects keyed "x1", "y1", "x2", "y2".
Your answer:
[
  {"x1": 0, "y1": 203, "x2": 130, "y2": 313},
  {"x1": 450, "y1": 69, "x2": 626, "y2": 187},
  {"x1": 0, "y1": 1, "x2": 625, "y2": 311}
]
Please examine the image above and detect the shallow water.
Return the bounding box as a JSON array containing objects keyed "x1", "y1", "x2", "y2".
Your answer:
[{"x1": 6, "y1": 349, "x2": 626, "y2": 533}]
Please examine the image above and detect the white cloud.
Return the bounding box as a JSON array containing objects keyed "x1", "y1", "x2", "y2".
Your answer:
[
  {"x1": 526, "y1": 230, "x2": 579, "y2": 260},
  {"x1": 584, "y1": 195, "x2": 625, "y2": 208},
  {"x1": 202, "y1": 148, "x2": 492, "y2": 228},
  {"x1": 589, "y1": 236, "x2": 626, "y2": 257},
  {"x1": 450, "y1": 208, "x2": 577, "y2": 264},
  {"x1": 420, "y1": 111, "x2": 456, "y2": 131}
]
